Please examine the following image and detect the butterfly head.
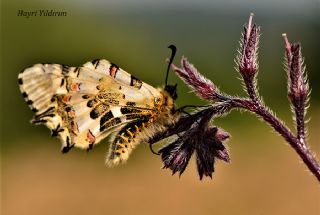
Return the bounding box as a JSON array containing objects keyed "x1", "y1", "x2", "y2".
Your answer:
[{"x1": 164, "y1": 84, "x2": 178, "y2": 100}]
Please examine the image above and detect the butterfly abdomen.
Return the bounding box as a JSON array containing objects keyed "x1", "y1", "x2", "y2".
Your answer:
[{"x1": 106, "y1": 119, "x2": 149, "y2": 166}]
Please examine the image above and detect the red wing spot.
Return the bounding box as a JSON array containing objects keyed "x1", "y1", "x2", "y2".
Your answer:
[
  {"x1": 68, "y1": 110, "x2": 75, "y2": 118},
  {"x1": 109, "y1": 64, "x2": 119, "y2": 78},
  {"x1": 86, "y1": 130, "x2": 95, "y2": 144},
  {"x1": 63, "y1": 95, "x2": 71, "y2": 103},
  {"x1": 72, "y1": 121, "x2": 79, "y2": 134},
  {"x1": 70, "y1": 83, "x2": 80, "y2": 91},
  {"x1": 110, "y1": 67, "x2": 117, "y2": 78}
]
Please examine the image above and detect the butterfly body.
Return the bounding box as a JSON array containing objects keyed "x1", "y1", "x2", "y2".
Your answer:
[{"x1": 18, "y1": 59, "x2": 180, "y2": 165}]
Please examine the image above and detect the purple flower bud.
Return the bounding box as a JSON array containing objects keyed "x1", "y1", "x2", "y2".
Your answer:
[
  {"x1": 282, "y1": 33, "x2": 309, "y2": 141},
  {"x1": 216, "y1": 149, "x2": 231, "y2": 163},
  {"x1": 283, "y1": 34, "x2": 309, "y2": 103},
  {"x1": 238, "y1": 13, "x2": 260, "y2": 79},
  {"x1": 215, "y1": 128, "x2": 230, "y2": 142},
  {"x1": 171, "y1": 57, "x2": 220, "y2": 101},
  {"x1": 195, "y1": 126, "x2": 230, "y2": 179},
  {"x1": 213, "y1": 128, "x2": 231, "y2": 162},
  {"x1": 159, "y1": 132, "x2": 195, "y2": 176}
]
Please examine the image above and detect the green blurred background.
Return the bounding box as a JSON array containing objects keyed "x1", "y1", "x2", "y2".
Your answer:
[{"x1": 1, "y1": 0, "x2": 320, "y2": 215}]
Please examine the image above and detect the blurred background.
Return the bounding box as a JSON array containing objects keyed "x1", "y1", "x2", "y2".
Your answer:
[{"x1": 1, "y1": 0, "x2": 320, "y2": 214}]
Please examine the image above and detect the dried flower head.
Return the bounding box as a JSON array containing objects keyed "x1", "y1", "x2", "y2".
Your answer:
[
  {"x1": 195, "y1": 127, "x2": 230, "y2": 179},
  {"x1": 159, "y1": 124, "x2": 230, "y2": 179},
  {"x1": 158, "y1": 107, "x2": 230, "y2": 179}
]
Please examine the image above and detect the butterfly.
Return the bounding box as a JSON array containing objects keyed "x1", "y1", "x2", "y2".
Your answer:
[{"x1": 18, "y1": 45, "x2": 181, "y2": 166}]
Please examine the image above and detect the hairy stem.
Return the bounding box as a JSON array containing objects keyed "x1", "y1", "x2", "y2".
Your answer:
[
  {"x1": 230, "y1": 98, "x2": 320, "y2": 181},
  {"x1": 244, "y1": 77, "x2": 259, "y2": 104},
  {"x1": 295, "y1": 105, "x2": 306, "y2": 143}
]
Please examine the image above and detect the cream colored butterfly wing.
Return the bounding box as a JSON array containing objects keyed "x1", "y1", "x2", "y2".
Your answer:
[{"x1": 18, "y1": 59, "x2": 162, "y2": 153}]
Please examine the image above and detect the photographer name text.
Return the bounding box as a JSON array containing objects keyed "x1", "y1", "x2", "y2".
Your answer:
[{"x1": 18, "y1": 9, "x2": 67, "y2": 18}]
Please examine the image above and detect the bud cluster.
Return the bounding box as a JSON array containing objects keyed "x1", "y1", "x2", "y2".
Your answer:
[{"x1": 159, "y1": 111, "x2": 230, "y2": 179}]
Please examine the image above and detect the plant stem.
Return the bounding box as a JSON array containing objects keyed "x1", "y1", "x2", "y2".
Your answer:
[
  {"x1": 244, "y1": 77, "x2": 259, "y2": 104},
  {"x1": 231, "y1": 98, "x2": 320, "y2": 181}
]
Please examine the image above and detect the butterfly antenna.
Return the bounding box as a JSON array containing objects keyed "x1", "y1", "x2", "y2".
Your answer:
[
  {"x1": 149, "y1": 143, "x2": 160, "y2": 155},
  {"x1": 165, "y1": 45, "x2": 177, "y2": 86}
]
